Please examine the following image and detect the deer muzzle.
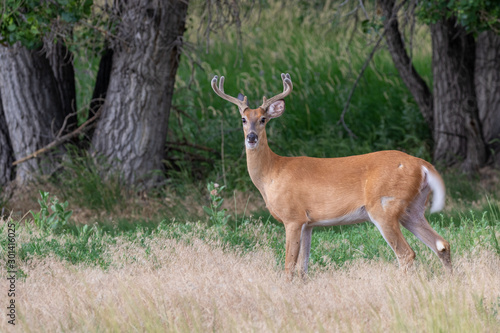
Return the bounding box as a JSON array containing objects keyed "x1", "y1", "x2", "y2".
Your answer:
[{"x1": 246, "y1": 132, "x2": 258, "y2": 149}]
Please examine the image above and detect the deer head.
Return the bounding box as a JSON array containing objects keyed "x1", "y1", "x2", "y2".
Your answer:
[{"x1": 211, "y1": 73, "x2": 293, "y2": 150}]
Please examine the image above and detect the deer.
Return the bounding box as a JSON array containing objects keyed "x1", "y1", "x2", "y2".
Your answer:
[{"x1": 211, "y1": 73, "x2": 452, "y2": 278}]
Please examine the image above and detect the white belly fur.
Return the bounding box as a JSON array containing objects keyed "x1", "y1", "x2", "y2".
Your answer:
[{"x1": 307, "y1": 206, "x2": 369, "y2": 227}]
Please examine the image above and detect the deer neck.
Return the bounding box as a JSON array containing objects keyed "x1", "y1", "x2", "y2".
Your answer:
[{"x1": 245, "y1": 131, "x2": 279, "y2": 195}]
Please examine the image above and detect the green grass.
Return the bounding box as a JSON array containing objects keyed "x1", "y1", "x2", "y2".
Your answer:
[{"x1": 2, "y1": 188, "x2": 498, "y2": 276}]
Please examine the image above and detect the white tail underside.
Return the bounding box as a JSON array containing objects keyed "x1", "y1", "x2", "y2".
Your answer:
[{"x1": 422, "y1": 166, "x2": 445, "y2": 213}]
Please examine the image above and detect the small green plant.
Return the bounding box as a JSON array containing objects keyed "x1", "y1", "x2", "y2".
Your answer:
[
  {"x1": 30, "y1": 191, "x2": 73, "y2": 234},
  {"x1": 203, "y1": 182, "x2": 230, "y2": 225},
  {"x1": 75, "y1": 223, "x2": 100, "y2": 244}
]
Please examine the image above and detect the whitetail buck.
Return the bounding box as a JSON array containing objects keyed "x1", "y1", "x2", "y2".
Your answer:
[{"x1": 211, "y1": 73, "x2": 452, "y2": 278}]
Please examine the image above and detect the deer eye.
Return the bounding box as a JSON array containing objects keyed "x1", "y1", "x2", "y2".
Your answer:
[
  {"x1": 260, "y1": 117, "x2": 266, "y2": 124},
  {"x1": 242, "y1": 118, "x2": 247, "y2": 124}
]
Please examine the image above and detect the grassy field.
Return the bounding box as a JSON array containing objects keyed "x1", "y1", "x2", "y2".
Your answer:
[
  {"x1": 1, "y1": 185, "x2": 499, "y2": 331},
  {"x1": 1, "y1": 207, "x2": 499, "y2": 332},
  {"x1": 1, "y1": 0, "x2": 500, "y2": 331},
  {"x1": 3, "y1": 246, "x2": 500, "y2": 332}
]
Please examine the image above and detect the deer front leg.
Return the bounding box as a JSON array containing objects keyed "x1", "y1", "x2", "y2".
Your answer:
[
  {"x1": 370, "y1": 217, "x2": 416, "y2": 271},
  {"x1": 285, "y1": 223, "x2": 303, "y2": 279},
  {"x1": 298, "y1": 224, "x2": 313, "y2": 279}
]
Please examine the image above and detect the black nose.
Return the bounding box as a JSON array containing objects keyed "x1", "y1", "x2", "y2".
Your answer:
[{"x1": 247, "y1": 132, "x2": 258, "y2": 143}]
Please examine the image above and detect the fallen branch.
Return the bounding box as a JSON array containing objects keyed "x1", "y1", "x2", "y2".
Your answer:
[{"x1": 12, "y1": 109, "x2": 102, "y2": 166}]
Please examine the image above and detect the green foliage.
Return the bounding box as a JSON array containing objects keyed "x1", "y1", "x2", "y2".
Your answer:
[
  {"x1": 0, "y1": 0, "x2": 93, "y2": 48},
  {"x1": 418, "y1": 0, "x2": 500, "y2": 34},
  {"x1": 203, "y1": 182, "x2": 231, "y2": 225},
  {"x1": 16, "y1": 191, "x2": 108, "y2": 267},
  {"x1": 443, "y1": 208, "x2": 500, "y2": 256},
  {"x1": 485, "y1": 199, "x2": 500, "y2": 255},
  {"x1": 73, "y1": 52, "x2": 101, "y2": 122},
  {"x1": 30, "y1": 191, "x2": 73, "y2": 234}
]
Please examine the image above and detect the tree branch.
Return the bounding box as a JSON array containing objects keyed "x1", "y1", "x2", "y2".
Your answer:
[
  {"x1": 378, "y1": 0, "x2": 434, "y2": 128},
  {"x1": 12, "y1": 109, "x2": 102, "y2": 166}
]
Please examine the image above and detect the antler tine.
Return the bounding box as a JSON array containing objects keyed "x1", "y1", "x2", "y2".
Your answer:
[
  {"x1": 260, "y1": 73, "x2": 293, "y2": 111},
  {"x1": 218, "y1": 76, "x2": 226, "y2": 93},
  {"x1": 211, "y1": 75, "x2": 248, "y2": 114}
]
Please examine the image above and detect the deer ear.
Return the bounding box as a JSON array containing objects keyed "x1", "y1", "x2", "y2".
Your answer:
[{"x1": 267, "y1": 100, "x2": 285, "y2": 119}]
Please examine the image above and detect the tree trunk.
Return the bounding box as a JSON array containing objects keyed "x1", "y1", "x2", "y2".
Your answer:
[
  {"x1": 84, "y1": 47, "x2": 114, "y2": 145},
  {"x1": 378, "y1": 0, "x2": 433, "y2": 128},
  {"x1": 45, "y1": 39, "x2": 78, "y2": 134},
  {"x1": 92, "y1": 0, "x2": 188, "y2": 187},
  {"x1": 0, "y1": 92, "x2": 14, "y2": 186},
  {"x1": 378, "y1": 2, "x2": 493, "y2": 173},
  {"x1": 475, "y1": 30, "x2": 500, "y2": 167},
  {"x1": 431, "y1": 18, "x2": 487, "y2": 172},
  {"x1": 0, "y1": 43, "x2": 65, "y2": 183},
  {"x1": 90, "y1": 48, "x2": 113, "y2": 117}
]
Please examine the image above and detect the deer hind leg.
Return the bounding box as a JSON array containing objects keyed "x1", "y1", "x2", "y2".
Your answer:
[
  {"x1": 401, "y1": 216, "x2": 452, "y2": 273},
  {"x1": 284, "y1": 223, "x2": 303, "y2": 279},
  {"x1": 368, "y1": 203, "x2": 416, "y2": 271},
  {"x1": 400, "y1": 189, "x2": 452, "y2": 273},
  {"x1": 297, "y1": 224, "x2": 313, "y2": 279}
]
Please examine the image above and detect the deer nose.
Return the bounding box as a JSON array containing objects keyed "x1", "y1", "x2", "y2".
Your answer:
[{"x1": 247, "y1": 132, "x2": 258, "y2": 143}]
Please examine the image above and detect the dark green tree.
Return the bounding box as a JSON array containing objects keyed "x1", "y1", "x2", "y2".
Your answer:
[
  {"x1": 0, "y1": 93, "x2": 14, "y2": 185},
  {"x1": 378, "y1": 0, "x2": 500, "y2": 172}
]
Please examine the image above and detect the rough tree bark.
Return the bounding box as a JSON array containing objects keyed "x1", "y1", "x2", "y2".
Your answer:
[
  {"x1": 378, "y1": 0, "x2": 490, "y2": 173},
  {"x1": 45, "y1": 39, "x2": 78, "y2": 133},
  {"x1": 430, "y1": 19, "x2": 486, "y2": 172},
  {"x1": 84, "y1": 47, "x2": 114, "y2": 144},
  {"x1": 92, "y1": 0, "x2": 188, "y2": 187},
  {"x1": 0, "y1": 43, "x2": 65, "y2": 183},
  {"x1": 475, "y1": 30, "x2": 500, "y2": 167},
  {"x1": 0, "y1": 92, "x2": 14, "y2": 186}
]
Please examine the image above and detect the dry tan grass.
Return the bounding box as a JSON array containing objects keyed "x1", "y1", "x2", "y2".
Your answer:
[{"x1": 2, "y1": 235, "x2": 499, "y2": 332}]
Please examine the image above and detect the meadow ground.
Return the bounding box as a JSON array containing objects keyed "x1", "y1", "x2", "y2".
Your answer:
[
  {"x1": 1, "y1": 183, "x2": 499, "y2": 332},
  {"x1": 1, "y1": 230, "x2": 499, "y2": 332}
]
